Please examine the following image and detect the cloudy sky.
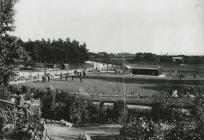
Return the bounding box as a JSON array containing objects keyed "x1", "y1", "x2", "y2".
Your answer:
[{"x1": 13, "y1": 0, "x2": 204, "y2": 55}]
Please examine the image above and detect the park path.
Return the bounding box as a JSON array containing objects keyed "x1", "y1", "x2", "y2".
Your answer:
[
  {"x1": 46, "y1": 124, "x2": 80, "y2": 140},
  {"x1": 46, "y1": 124, "x2": 120, "y2": 140}
]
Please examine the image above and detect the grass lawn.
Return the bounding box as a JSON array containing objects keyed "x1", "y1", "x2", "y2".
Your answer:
[
  {"x1": 17, "y1": 75, "x2": 204, "y2": 97},
  {"x1": 161, "y1": 64, "x2": 204, "y2": 75},
  {"x1": 17, "y1": 79, "x2": 160, "y2": 96}
]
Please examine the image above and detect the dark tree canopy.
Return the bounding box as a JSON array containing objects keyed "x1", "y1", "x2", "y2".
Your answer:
[
  {"x1": 0, "y1": 1, "x2": 43, "y2": 139},
  {"x1": 22, "y1": 38, "x2": 89, "y2": 65},
  {"x1": 0, "y1": 0, "x2": 16, "y2": 35}
]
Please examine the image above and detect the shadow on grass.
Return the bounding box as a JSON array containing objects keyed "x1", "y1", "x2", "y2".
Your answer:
[
  {"x1": 85, "y1": 75, "x2": 204, "y2": 85},
  {"x1": 142, "y1": 84, "x2": 204, "y2": 93}
]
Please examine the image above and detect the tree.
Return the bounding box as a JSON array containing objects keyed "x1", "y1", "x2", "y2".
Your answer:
[
  {"x1": 192, "y1": 91, "x2": 204, "y2": 139},
  {"x1": 86, "y1": 101, "x2": 98, "y2": 123},
  {"x1": 164, "y1": 120, "x2": 203, "y2": 140},
  {"x1": 113, "y1": 100, "x2": 128, "y2": 124},
  {"x1": 0, "y1": 0, "x2": 30, "y2": 85},
  {"x1": 98, "y1": 100, "x2": 106, "y2": 123},
  {"x1": 0, "y1": 2, "x2": 43, "y2": 139},
  {"x1": 0, "y1": 0, "x2": 15, "y2": 35},
  {"x1": 41, "y1": 95, "x2": 55, "y2": 119},
  {"x1": 121, "y1": 117, "x2": 156, "y2": 140},
  {"x1": 70, "y1": 97, "x2": 89, "y2": 126}
]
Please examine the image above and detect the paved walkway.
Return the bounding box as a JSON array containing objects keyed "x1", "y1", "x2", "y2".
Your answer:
[
  {"x1": 46, "y1": 124, "x2": 120, "y2": 140},
  {"x1": 47, "y1": 124, "x2": 80, "y2": 140}
]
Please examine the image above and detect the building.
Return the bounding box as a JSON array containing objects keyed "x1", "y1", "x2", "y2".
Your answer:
[
  {"x1": 130, "y1": 65, "x2": 160, "y2": 76},
  {"x1": 172, "y1": 56, "x2": 183, "y2": 63}
]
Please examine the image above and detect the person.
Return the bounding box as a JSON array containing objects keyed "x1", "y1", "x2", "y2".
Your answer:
[
  {"x1": 66, "y1": 73, "x2": 69, "y2": 81},
  {"x1": 42, "y1": 76, "x2": 46, "y2": 83},
  {"x1": 80, "y1": 72, "x2": 82, "y2": 82},
  {"x1": 47, "y1": 75, "x2": 50, "y2": 82},
  {"x1": 74, "y1": 70, "x2": 77, "y2": 75},
  {"x1": 83, "y1": 70, "x2": 86, "y2": 78}
]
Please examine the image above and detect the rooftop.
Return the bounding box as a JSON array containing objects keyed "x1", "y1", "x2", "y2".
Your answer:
[{"x1": 128, "y1": 65, "x2": 160, "y2": 70}]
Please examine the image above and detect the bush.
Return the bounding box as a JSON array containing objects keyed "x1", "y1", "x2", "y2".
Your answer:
[{"x1": 70, "y1": 97, "x2": 89, "y2": 126}]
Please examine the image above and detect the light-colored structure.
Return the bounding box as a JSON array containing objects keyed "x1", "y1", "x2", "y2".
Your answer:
[{"x1": 30, "y1": 99, "x2": 41, "y2": 117}]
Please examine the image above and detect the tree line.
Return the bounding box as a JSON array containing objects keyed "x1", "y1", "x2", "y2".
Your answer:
[
  {"x1": 90, "y1": 52, "x2": 204, "y2": 65},
  {"x1": 21, "y1": 38, "x2": 89, "y2": 65}
]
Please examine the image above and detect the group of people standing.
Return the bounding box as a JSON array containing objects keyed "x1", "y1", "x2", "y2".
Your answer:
[
  {"x1": 64, "y1": 70, "x2": 86, "y2": 82},
  {"x1": 41, "y1": 70, "x2": 87, "y2": 83}
]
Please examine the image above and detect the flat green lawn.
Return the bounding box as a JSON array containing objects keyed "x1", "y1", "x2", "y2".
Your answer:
[
  {"x1": 17, "y1": 76, "x2": 204, "y2": 97},
  {"x1": 17, "y1": 79, "x2": 159, "y2": 96},
  {"x1": 161, "y1": 64, "x2": 204, "y2": 75}
]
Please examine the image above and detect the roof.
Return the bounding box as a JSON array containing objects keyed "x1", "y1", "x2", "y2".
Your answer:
[
  {"x1": 172, "y1": 56, "x2": 183, "y2": 59},
  {"x1": 131, "y1": 67, "x2": 160, "y2": 70},
  {"x1": 130, "y1": 65, "x2": 160, "y2": 70}
]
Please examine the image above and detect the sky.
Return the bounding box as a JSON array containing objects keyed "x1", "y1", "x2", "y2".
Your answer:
[{"x1": 13, "y1": 0, "x2": 204, "y2": 55}]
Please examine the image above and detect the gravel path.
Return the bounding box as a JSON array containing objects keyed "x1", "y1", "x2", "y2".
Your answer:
[{"x1": 46, "y1": 124, "x2": 120, "y2": 140}]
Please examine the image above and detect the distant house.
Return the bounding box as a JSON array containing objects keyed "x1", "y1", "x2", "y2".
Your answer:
[
  {"x1": 172, "y1": 56, "x2": 183, "y2": 63},
  {"x1": 130, "y1": 65, "x2": 160, "y2": 76},
  {"x1": 64, "y1": 64, "x2": 70, "y2": 70},
  {"x1": 36, "y1": 63, "x2": 45, "y2": 68}
]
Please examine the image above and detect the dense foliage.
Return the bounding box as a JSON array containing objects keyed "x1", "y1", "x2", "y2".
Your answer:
[
  {"x1": 0, "y1": 107, "x2": 44, "y2": 140},
  {"x1": 0, "y1": 1, "x2": 44, "y2": 139},
  {"x1": 22, "y1": 38, "x2": 89, "y2": 65},
  {"x1": 10, "y1": 85, "x2": 204, "y2": 139},
  {"x1": 0, "y1": 86, "x2": 45, "y2": 139},
  {"x1": 0, "y1": 0, "x2": 30, "y2": 85},
  {"x1": 120, "y1": 91, "x2": 204, "y2": 140},
  {"x1": 26, "y1": 87, "x2": 127, "y2": 126}
]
